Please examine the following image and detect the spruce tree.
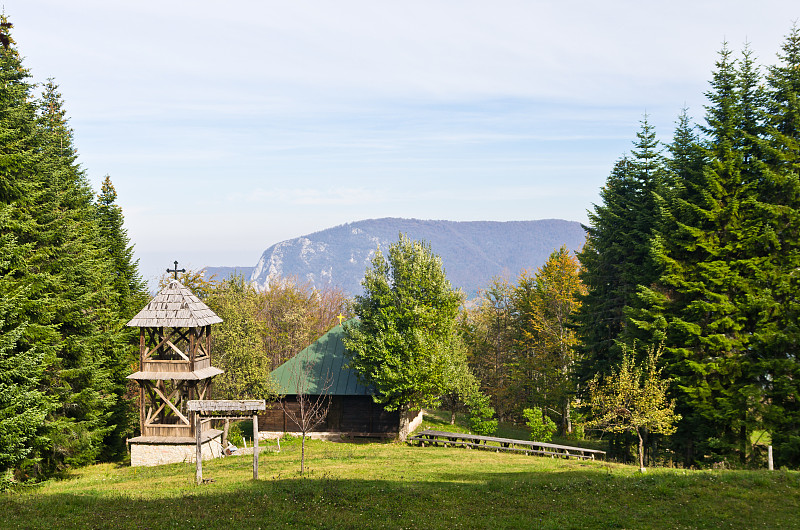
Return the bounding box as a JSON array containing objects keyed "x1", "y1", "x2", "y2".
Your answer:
[
  {"x1": 1, "y1": 17, "x2": 147, "y2": 479},
  {"x1": 0, "y1": 16, "x2": 54, "y2": 484},
  {"x1": 576, "y1": 118, "x2": 667, "y2": 384},
  {"x1": 96, "y1": 175, "x2": 148, "y2": 319},
  {"x1": 94, "y1": 175, "x2": 148, "y2": 457},
  {"x1": 27, "y1": 80, "x2": 124, "y2": 473},
  {"x1": 0, "y1": 210, "x2": 51, "y2": 485},
  {"x1": 753, "y1": 25, "x2": 800, "y2": 467},
  {"x1": 619, "y1": 117, "x2": 669, "y2": 348},
  {"x1": 575, "y1": 157, "x2": 636, "y2": 381}
]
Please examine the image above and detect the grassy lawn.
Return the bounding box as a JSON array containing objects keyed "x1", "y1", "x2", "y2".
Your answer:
[{"x1": 3, "y1": 433, "x2": 799, "y2": 529}]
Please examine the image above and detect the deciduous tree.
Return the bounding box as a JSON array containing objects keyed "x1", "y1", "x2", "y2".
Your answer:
[
  {"x1": 343, "y1": 234, "x2": 464, "y2": 424},
  {"x1": 279, "y1": 355, "x2": 332, "y2": 475},
  {"x1": 206, "y1": 275, "x2": 277, "y2": 399},
  {"x1": 583, "y1": 343, "x2": 680, "y2": 472},
  {"x1": 460, "y1": 277, "x2": 517, "y2": 419},
  {"x1": 515, "y1": 246, "x2": 586, "y2": 434}
]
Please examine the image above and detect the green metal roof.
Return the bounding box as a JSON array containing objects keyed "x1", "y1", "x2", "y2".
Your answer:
[{"x1": 270, "y1": 320, "x2": 372, "y2": 396}]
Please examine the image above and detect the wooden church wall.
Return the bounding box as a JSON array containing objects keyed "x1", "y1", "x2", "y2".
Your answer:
[{"x1": 257, "y1": 396, "x2": 400, "y2": 436}]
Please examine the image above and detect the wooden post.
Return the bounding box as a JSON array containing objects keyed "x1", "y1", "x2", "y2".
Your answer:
[
  {"x1": 138, "y1": 329, "x2": 145, "y2": 369},
  {"x1": 195, "y1": 413, "x2": 203, "y2": 485},
  {"x1": 768, "y1": 445, "x2": 774, "y2": 471},
  {"x1": 253, "y1": 413, "x2": 259, "y2": 480},
  {"x1": 189, "y1": 329, "x2": 195, "y2": 370},
  {"x1": 222, "y1": 419, "x2": 230, "y2": 454}
]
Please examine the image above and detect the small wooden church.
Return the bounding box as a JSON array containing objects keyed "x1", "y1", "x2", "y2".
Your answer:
[{"x1": 259, "y1": 321, "x2": 423, "y2": 440}]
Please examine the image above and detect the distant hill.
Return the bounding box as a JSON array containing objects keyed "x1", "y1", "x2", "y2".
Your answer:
[
  {"x1": 203, "y1": 266, "x2": 255, "y2": 283},
  {"x1": 248, "y1": 218, "x2": 586, "y2": 298}
]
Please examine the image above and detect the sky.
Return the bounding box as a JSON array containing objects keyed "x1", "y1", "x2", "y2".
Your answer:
[{"x1": 7, "y1": 1, "x2": 800, "y2": 285}]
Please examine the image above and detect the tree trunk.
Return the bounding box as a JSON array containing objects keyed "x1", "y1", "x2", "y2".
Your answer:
[
  {"x1": 301, "y1": 434, "x2": 306, "y2": 475},
  {"x1": 637, "y1": 430, "x2": 646, "y2": 473},
  {"x1": 563, "y1": 399, "x2": 572, "y2": 435},
  {"x1": 740, "y1": 423, "x2": 748, "y2": 466},
  {"x1": 450, "y1": 408, "x2": 456, "y2": 425},
  {"x1": 398, "y1": 406, "x2": 410, "y2": 441}
]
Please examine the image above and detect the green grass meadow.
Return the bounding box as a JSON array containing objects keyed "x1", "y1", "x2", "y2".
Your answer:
[{"x1": 3, "y1": 430, "x2": 799, "y2": 529}]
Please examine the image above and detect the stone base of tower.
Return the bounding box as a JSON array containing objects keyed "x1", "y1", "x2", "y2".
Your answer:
[{"x1": 129, "y1": 429, "x2": 224, "y2": 467}]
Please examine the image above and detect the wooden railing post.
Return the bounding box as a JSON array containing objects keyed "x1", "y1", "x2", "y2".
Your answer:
[
  {"x1": 253, "y1": 414, "x2": 259, "y2": 480},
  {"x1": 195, "y1": 413, "x2": 202, "y2": 485}
]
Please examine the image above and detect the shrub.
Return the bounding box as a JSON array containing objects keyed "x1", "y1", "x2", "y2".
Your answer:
[
  {"x1": 226, "y1": 422, "x2": 244, "y2": 447},
  {"x1": 466, "y1": 393, "x2": 498, "y2": 436},
  {"x1": 523, "y1": 407, "x2": 557, "y2": 442}
]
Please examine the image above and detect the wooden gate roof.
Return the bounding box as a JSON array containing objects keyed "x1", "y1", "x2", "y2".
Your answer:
[
  {"x1": 126, "y1": 280, "x2": 223, "y2": 328},
  {"x1": 271, "y1": 320, "x2": 371, "y2": 396}
]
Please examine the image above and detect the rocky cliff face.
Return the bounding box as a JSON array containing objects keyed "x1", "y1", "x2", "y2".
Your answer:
[{"x1": 248, "y1": 218, "x2": 586, "y2": 298}]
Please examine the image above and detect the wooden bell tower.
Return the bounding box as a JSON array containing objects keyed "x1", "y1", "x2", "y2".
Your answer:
[{"x1": 126, "y1": 277, "x2": 225, "y2": 466}]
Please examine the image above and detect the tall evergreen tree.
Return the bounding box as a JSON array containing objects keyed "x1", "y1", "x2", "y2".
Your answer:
[
  {"x1": 93, "y1": 175, "x2": 148, "y2": 457},
  {"x1": 619, "y1": 117, "x2": 669, "y2": 348},
  {"x1": 1, "y1": 17, "x2": 147, "y2": 480},
  {"x1": 0, "y1": 219, "x2": 49, "y2": 485},
  {"x1": 576, "y1": 117, "x2": 667, "y2": 385},
  {"x1": 752, "y1": 25, "x2": 800, "y2": 467},
  {"x1": 96, "y1": 175, "x2": 148, "y2": 319},
  {"x1": 27, "y1": 80, "x2": 125, "y2": 474},
  {"x1": 575, "y1": 157, "x2": 637, "y2": 381},
  {"x1": 0, "y1": 16, "x2": 54, "y2": 485}
]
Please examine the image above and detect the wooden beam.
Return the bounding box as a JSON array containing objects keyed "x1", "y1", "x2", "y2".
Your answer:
[
  {"x1": 151, "y1": 384, "x2": 190, "y2": 425},
  {"x1": 187, "y1": 400, "x2": 267, "y2": 413},
  {"x1": 165, "y1": 340, "x2": 190, "y2": 361},
  {"x1": 189, "y1": 329, "x2": 196, "y2": 369},
  {"x1": 138, "y1": 382, "x2": 145, "y2": 435},
  {"x1": 139, "y1": 329, "x2": 145, "y2": 369}
]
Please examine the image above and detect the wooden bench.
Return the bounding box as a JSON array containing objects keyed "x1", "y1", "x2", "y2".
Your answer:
[{"x1": 409, "y1": 430, "x2": 605, "y2": 461}]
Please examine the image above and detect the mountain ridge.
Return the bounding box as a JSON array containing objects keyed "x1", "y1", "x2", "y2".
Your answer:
[{"x1": 243, "y1": 217, "x2": 586, "y2": 298}]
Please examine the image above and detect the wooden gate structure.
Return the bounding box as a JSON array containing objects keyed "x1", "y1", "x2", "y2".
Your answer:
[
  {"x1": 187, "y1": 400, "x2": 267, "y2": 484},
  {"x1": 126, "y1": 278, "x2": 226, "y2": 466}
]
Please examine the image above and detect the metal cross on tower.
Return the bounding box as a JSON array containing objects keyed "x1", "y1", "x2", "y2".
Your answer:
[{"x1": 167, "y1": 260, "x2": 186, "y2": 280}]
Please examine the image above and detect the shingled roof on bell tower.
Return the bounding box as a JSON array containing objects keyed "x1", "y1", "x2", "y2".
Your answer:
[{"x1": 126, "y1": 280, "x2": 223, "y2": 328}]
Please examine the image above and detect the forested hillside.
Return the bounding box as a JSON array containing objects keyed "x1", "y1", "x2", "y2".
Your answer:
[{"x1": 0, "y1": 18, "x2": 146, "y2": 485}]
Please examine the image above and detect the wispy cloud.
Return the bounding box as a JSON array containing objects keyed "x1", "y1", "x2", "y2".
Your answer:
[
  {"x1": 9, "y1": 0, "x2": 799, "y2": 283},
  {"x1": 233, "y1": 187, "x2": 389, "y2": 206}
]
